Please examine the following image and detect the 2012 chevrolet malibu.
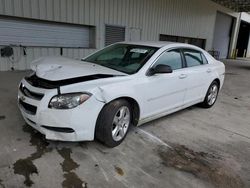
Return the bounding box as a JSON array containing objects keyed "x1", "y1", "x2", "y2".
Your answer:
[{"x1": 18, "y1": 42, "x2": 225, "y2": 147}]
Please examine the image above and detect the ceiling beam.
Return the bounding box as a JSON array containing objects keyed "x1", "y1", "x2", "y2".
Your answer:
[{"x1": 211, "y1": 0, "x2": 250, "y2": 12}]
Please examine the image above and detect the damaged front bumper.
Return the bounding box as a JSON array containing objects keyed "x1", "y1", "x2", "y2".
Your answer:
[{"x1": 18, "y1": 79, "x2": 104, "y2": 141}]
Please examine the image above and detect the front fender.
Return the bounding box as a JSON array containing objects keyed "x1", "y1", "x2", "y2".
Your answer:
[{"x1": 92, "y1": 84, "x2": 142, "y2": 106}]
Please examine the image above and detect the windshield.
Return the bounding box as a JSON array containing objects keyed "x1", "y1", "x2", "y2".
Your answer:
[{"x1": 83, "y1": 44, "x2": 159, "y2": 74}]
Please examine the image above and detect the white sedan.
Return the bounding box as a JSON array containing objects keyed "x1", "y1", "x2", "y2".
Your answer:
[{"x1": 18, "y1": 42, "x2": 225, "y2": 147}]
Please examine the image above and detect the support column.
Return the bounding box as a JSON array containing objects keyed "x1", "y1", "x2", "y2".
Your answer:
[{"x1": 229, "y1": 13, "x2": 241, "y2": 58}]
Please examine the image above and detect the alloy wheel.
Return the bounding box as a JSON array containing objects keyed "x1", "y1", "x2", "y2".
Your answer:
[
  {"x1": 112, "y1": 106, "x2": 131, "y2": 141},
  {"x1": 207, "y1": 84, "x2": 218, "y2": 105}
]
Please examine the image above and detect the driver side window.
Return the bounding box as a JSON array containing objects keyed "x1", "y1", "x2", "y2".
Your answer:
[{"x1": 154, "y1": 50, "x2": 183, "y2": 70}]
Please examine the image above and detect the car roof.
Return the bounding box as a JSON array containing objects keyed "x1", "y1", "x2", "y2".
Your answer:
[{"x1": 118, "y1": 41, "x2": 201, "y2": 49}]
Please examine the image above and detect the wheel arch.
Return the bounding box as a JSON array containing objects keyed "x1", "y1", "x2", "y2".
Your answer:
[
  {"x1": 104, "y1": 96, "x2": 140, "y2": 126},
  {"x1": 213, "y1": 78, "x2": 220, "y2": 89}
]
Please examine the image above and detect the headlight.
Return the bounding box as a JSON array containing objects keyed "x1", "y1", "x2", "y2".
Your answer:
[{"x1": 49, "y1": 92, "x2": 92, "y2": 109}]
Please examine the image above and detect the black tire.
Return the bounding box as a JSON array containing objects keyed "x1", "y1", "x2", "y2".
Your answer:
[
  {"x1": 200, "y1": 81, "x2": 219, "y2": 108},
  {"x1": 95, "y1": 99, "x2": 132, "y2": 147}
]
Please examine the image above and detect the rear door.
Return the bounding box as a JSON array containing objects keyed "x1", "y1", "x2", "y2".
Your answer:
[{"x1": 182, "y1": 49, "x2": 212, "y2": 105}]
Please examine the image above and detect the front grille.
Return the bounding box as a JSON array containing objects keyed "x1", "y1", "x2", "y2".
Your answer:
[
  {"x1": 20, "y1": 83, "x2": 44, "y2": 100},
  {"x1": 19, "y1": 100, "x2": 37, "y2": 115},
  {"x1": 25, "y1": 74, "x2": 56, "y2": 89}
]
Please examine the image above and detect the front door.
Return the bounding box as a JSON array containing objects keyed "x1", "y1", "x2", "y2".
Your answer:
[{"x1": 138, "y1": 49, "x2": 188, "y2": 118}]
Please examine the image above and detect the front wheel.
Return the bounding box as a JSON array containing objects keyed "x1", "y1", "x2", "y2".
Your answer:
[
  {"x1": 200, "y1": 81, "x2": 219, "y2": 108},
  {"x1": 95, "y1": 99, "x2": 132, "y2": 147}
]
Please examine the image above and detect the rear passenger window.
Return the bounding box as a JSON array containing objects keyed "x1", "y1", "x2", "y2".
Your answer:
[
  {"x1": 201, "y1": 53, "x2": 208, "y2": 64},
  {"x1": 183, "y1": 50, "x2": 204, "y2": 67},
  {"x1": 154, "y1": 50, "x2": 183, "y2": 70}
]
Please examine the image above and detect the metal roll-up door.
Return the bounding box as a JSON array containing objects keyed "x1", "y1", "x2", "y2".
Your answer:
[
  {"x1": 105, "y1": 25, "x2": 125, "y2": 46},
  {"x1": 212, "y1": 12, "x2": 233, "y2": 59},
  {"x1": 0, "y1": 17, "x2": 93, "y2": 48}
]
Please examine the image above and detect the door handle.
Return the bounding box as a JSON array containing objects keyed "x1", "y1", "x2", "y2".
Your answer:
[
  {"x1": 207, "y1": 69, "x2": 212, "y2": 73},
  {"x1": 179, "y1": 74, "x2": 187, "y2": 79}
]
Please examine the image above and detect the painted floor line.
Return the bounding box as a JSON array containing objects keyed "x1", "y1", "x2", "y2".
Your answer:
[{"x1": 136, "y1": 128, "x2": 172, "y2": 148}]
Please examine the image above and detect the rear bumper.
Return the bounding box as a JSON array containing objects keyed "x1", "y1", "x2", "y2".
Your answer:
[{"x1": 18, "y1": 79, "x2": 104, "y2": 141}]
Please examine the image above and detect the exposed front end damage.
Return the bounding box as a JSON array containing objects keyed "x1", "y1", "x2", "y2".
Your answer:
[
  {"x1": 93, "y1": 87, "x2": 108, "y2": 103},
  {"x1": 18, "y1": 78, "x2": 104, "y2": 141}
]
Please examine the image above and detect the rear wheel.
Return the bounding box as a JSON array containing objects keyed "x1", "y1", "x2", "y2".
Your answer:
[
  {"x1": 200, "y1": 81, "x2": 219, "y2": 108},
  {"x1": 95, "y1": 99, "x2": 132, "y2": 147}
]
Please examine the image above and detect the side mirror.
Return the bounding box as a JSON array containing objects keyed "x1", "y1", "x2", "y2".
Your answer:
[{"x1": 148, "y1": 64, "x2": 173, "y2": 76}]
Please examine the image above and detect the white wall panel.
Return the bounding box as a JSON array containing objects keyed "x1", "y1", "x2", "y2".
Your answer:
[
  {"x1": 0, "y1": 0, "x2": 237, "y2": 71},
  {"x1": 13, "y1": 0, "x2": 22, "y2": 16},
  {"x1": 53, "y1": 0, "x2": 60, "y2": 21},
  {"x1": 30, "y1": 0, "x2": 39, "y2": 19},
  {"x1": 38, "y1": 0, "x2": 46, "y2": 20},
  {"x1": 22, "y1": 0, "x2": 31, "y2": 18},
  {"x1": 46, "y1": 0, "x2": 53, "y2": 20},
  {"x1": 4, "y1": 0, "x2": 14, "y2": 15}
]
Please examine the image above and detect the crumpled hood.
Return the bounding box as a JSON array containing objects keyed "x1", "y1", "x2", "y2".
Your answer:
[{"x1": 31, "y1": 56, "x2": 126, "y2": 81}]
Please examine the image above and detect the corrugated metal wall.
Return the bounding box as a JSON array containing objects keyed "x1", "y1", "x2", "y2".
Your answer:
[{"x1": 0, "y1": 0, "x2": 235, "y2": 71}]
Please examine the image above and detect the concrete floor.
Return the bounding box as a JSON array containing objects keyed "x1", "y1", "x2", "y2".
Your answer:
[{"x1": 0, "y1": 59, "x2": 250, "y2": 188}]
